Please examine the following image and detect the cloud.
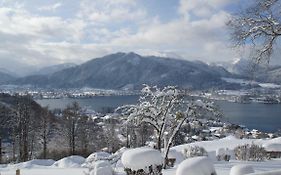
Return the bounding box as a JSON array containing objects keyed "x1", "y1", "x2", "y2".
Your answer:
[
  {"x1": 0, "y1": 0, "x2": 245, "y2": 74},
  {"x1": 178, "y1": 0, "x2": 237, "y2": 19},
  {"x1": 77, "y1": 0, "x2": 145, "y2": 24},
  {"x1": 38, "y1": 2, "x2": 62, "y2": 12}
]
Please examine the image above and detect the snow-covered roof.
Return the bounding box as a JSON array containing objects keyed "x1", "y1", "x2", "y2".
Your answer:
[{"x1": 264, "y1": 143, "x2": 281, "y2": 152}]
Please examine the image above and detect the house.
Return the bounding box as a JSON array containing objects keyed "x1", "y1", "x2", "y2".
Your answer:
[{"x1": 264, "y1": 143, "x2": 281, "y2": 158}]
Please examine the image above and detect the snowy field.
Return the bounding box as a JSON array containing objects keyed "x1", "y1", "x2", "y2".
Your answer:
[{"x1": 1, "y1": 136, "x2": 281, "y2": 175}]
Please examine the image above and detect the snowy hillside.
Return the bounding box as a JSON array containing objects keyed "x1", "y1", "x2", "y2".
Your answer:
[
  {"x1": 8, "y1": 52, "x2": 234, "y2": 90},
  {"x1": 1, "y1": 136, "x2": 281, "y2": 175}
]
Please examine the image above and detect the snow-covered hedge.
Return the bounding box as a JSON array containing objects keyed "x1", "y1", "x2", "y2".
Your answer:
[
  {"x1": 234, "y1": 144, "x2": 267, "y2": 161},
  {"x1": 229, "y1": 165, "x2": 254, "y2": 175},
  {"x1": 182, "y1": 145, "x2": 208, "y2": 159},
  {"x1": 121, "y1": 147, "x2": 163, "y2": 175},
  {"x1": 176, "y1": 156, "x2": 217, "y2": 175}
]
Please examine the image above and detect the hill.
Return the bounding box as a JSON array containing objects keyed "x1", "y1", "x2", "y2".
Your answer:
[{"x1": 9, "y1": 52, "x2": 237, "y2": 90}]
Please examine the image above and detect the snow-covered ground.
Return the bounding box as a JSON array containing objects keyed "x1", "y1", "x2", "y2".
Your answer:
[{"x1": 1, "y1": 136, "x2": 281, "y2": 175}]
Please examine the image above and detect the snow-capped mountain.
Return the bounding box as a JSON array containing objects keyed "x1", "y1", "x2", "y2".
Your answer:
[{"x1": 8, "y1": 52, "x2": 236, "y2": 90}]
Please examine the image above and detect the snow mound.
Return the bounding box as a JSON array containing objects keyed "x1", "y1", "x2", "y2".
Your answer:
[
  {"x1": 176, "y1": 156, "x2": 216, "y2": 175},
  {"x1": 230, "y1": 165, "x2": 254, "y2": 175},
  {"x1": 86, "y1": 152, "x2": 111, "y2": 162},
  {"x1": 121, "y1": 147, "x2": 163, "y2": 171},
  {"x1": 52, "y1": 155, "x2": 85, "y2": 168},
  {"x1": 94, "y1": 160, "x2": 111, "y2": 169},
  {"x1": 264, "y1": 143, "x2": 281, "y2": 152},
  {"x1": 9, "y1": 159, "x2": 55, "y2": 169},
  {"x1": 83, "y1": 152, "x2": 111, "y2": 168}
]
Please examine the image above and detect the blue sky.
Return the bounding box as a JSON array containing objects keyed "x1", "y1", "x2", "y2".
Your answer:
[{"x1": 0, "y1": 0, "x2": 252, "y2": 71}]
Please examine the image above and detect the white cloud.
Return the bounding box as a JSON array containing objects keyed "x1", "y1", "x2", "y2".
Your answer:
[
  {"x1": 0, "y1": 7, "x2": 85, "y2": 42},
  {"x1": 0, "y1": 0, "x2": 245, "y2": 73},
  {"x1": 77, "y1": 0, "x2": 146, "y2": 24},
  {"x1": 178, "y1": 0, "x2": 236, "y2": 19},
  {"x1": 38, "y1": 2, "x2": 62, "y2": 12}
]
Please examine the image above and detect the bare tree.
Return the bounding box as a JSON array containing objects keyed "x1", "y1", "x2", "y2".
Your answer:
[
  {"x1": 117, "y1": 85, "x2": 220, "y2": 168},
  {"x1": 62, "y1": 101, "x2": 83, "y2": 155},
  {"x1": 228, "y1": 0, "x2": 281, "y2": 64}
]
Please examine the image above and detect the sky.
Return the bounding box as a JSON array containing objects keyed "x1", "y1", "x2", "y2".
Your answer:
[{"x1": 0, "y1": 0, "x2": 262, "y2": 72}]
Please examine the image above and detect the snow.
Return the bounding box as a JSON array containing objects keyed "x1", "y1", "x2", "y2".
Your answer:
[
  {"x1": 1, "y1": 136, "x2": 281, "y2": 175},
  {"x1": 229, "y1": 165, "x2": 254, "y2": 175},
  {"x1": 52, "y1": 155, "x2": 85, "y2": 168},
  {"x1": 176, "y1": 156, "x2": 216, "y2": 175},
  {"x1": 121, "y1": 147, "x2": 163, "y2": 171},
  {"x1": 264, "y1": 143, "x2": 281, "y2": 152},
  {"x1": 89, "y1": 160, "x2": 113, "y2": 175},
  {"x1": 249, "y1": 170, "x2": 281, "y2": 175},
  {"x1": 173, "y1": 135, "x2": 266, "y2": 160},
  {"x1": 90, "y1": 166, "x2": 113, "y2": 175},
  {"x1": 216, "y1": 148, "x2": 226, "y2": 157},
  {"x1": 167, "y1": 149, "x2": 185, "y2": 165},
  {"x1": 85, "y1": 152, "x2": 111, "y2": 163}
]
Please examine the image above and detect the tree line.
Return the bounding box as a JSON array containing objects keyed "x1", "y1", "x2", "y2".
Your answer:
[{"x1": 0, "y1": 94, "x2": 123, "y2": 163}]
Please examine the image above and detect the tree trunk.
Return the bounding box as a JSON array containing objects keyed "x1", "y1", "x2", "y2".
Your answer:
[
  {"x1": 163, "y1": 141, "x2": 173, "y2": 169},
  {"x1": 0, "y1": 137, "x2": 2, "y2": 164},
  {"x1": 71, "y1": 121, "x2": 75, "y2": 155},
  {"x1": 43, "y1": 118, "x2": 47, "y2": 159},
  {"x1": 157, "y1": 134, "x2": 161, "y2": 150}
]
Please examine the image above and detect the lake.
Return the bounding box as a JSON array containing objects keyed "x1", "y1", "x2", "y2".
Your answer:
[{"x1": 36, "y1": 96, "x2": 281, "y2": 132}]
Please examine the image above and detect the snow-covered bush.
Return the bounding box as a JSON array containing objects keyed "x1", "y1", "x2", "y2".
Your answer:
[
  {"x1": 82, "y1": 152, "x2": 111, "y2": 168},
  {"x1": 182, "y1": 145, "x2": 208, "y2": 159},
  {"x1": 52, "y1": 155, "x2": 85, "y2": 168},
  {"x1": 234, "y1": 144, "x2": 267, "y2": 161},
  {"x1": 229, "y1": 165, "x2": 254, "y2": 175},
  {"x1": 216, "y1": 148, "x2": 231, "y2": 161},
  {"x1": 176, "y1": 156, "x2": 217, "y2": 175},
  {"x1": 121, "y1": 147, "x2": 163, "y2": 175}
]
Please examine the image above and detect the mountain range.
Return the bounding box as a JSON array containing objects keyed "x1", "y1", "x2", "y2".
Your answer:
[
  {"x1": 2, "y1": 52, "x2": 281, "y2": 90},
  {"x1": 1, "y1": 52, "x2": 242, "y2": 90}
]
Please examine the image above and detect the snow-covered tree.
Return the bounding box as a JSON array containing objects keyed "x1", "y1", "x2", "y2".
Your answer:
[
  {"x1": 183, "y1": 145, "x2": 208, "y2": 159},
  {"x1": 117, "y1": 85, "x2": 220, "y2": 168},
  {"x1": 234, "y1": 144, "x2": 267, "y2": 161},
  {"x1": 228, "y1": 0, "x2": 281, "y2": 64}
]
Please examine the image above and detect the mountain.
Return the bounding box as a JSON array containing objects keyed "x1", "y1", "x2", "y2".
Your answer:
[
  {"x1": 9, "y1": 52, "x2": 237, "y2": 90},
  {"x1": 0, "y1": 71, "x2": 15, "y2": 84},
  {"x1": 215, "y1": 58, "x2": 281, "y2": 84},
  {"x1": 30, "y1": 63, "x2": 77, "y2": 76}
]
